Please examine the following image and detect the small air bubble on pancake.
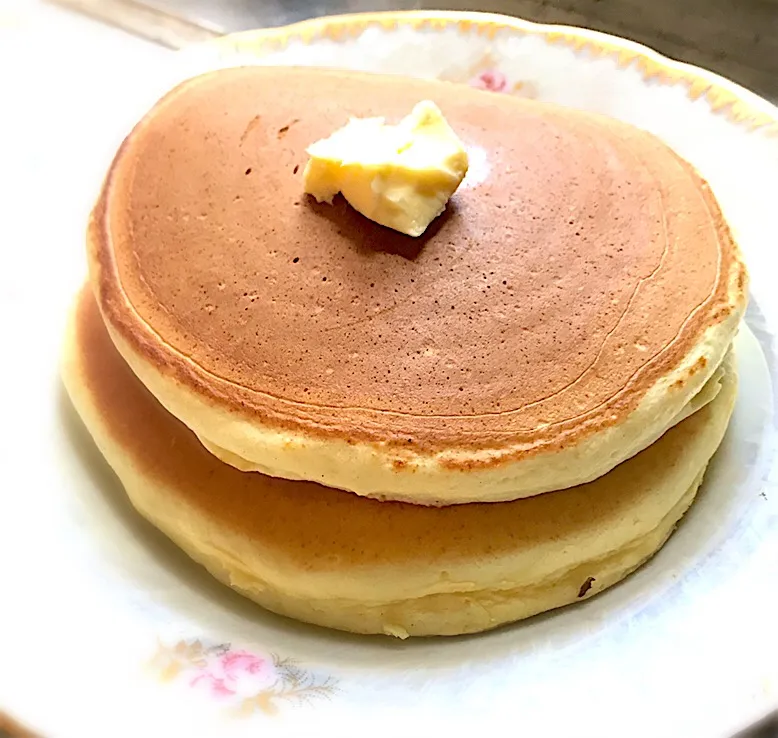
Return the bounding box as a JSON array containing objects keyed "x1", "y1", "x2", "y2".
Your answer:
[{"x1": 245, "y1": 168, "x2": 252, "y2": 175}]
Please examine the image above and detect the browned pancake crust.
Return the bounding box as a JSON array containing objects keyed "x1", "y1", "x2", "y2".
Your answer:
[
  {"x1": 90, "y1": 67, "x2": 744, "y2": 458},
  {"x1": 73, "y1": 286, "x2": 724, "y2": 570}
]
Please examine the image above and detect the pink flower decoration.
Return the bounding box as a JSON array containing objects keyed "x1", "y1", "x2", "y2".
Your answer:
[
  {"x1": 220, "y1": 650, "x2": 269, "y2": 679},
  {"x1": 190, "y1": 672, "x2": 236, "y2": 698},
  {"x1": 471, "y1": 70, "x2": 508, "y2": 93},
  {"x1": 190, "y1": 649, "x2": 276, "y2": 699}
]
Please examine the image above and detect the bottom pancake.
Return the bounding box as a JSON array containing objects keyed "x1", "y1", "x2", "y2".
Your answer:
[{"x1": 62, "y1": 287, "x2": 737, "y2": 637}]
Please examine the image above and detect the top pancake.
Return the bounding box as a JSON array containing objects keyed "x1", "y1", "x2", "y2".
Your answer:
[{"x1": 89, "y1": 66, "x2": 746, "y2": 503}]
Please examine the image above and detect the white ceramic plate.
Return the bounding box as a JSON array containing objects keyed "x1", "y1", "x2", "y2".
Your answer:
[{"x1": 2, "y1": 11, "x2": 777, "y2": 738}]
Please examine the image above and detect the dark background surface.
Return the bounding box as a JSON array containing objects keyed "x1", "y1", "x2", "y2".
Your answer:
[{"x1": 736, "y1": 712, "x2": 778, "y2": 738}]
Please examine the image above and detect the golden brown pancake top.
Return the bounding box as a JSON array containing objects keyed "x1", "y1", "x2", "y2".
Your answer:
[
  {"x1": 92, "y1": 67, "x2": 741, "y2": 450},
  {"x1": 75, "y1": 287, "x2": 722, "y2": 569}
]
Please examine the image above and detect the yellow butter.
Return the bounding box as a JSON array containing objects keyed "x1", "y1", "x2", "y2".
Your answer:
[{"x1": 303, "y1": 101, "x2": 469, "y2": 237}]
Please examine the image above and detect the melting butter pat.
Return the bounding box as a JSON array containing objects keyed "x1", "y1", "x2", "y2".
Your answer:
[{"x1": 303, "y1": 101, "x2": 469, "y2": 237}]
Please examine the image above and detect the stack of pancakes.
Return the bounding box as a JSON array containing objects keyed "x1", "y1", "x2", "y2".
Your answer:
[{"x1": 63, "y1": 67, "x2": 747, "y2": 637}]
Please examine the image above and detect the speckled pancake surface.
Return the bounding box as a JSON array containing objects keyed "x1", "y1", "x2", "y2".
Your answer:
[
  {"x1": 63, "y1": 287, "x2": 737, "y2": 636},
  {"x1": 89, "y1": 66, "x2": 746, "y2": 503}
]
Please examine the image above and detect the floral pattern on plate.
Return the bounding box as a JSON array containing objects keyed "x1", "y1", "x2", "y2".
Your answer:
[{"x1": 150, "y1": 640, "x2": 338, "y2": 716}]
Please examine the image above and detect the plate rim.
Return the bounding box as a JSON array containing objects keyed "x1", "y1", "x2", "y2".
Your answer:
[{"x1": 181, "y1": 9, "x2": 778, "y2": 136}]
